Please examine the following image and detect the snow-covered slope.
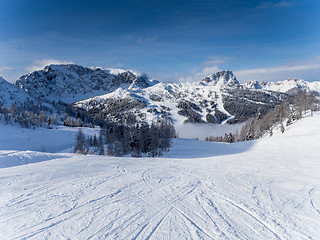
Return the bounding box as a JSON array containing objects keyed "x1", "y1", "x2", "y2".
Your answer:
[
  {"x1": 0, "y1": 113, "x2": 319, "y2": 239},
  {"x1": 0, "y1": 122, "x2": 99, "y2": 156},
  {"x1": 0, "y1": 76, "x2": 33, "y2": 105},
  {"x1": 15, "y1": 64, "x2": 157, "y2": 103}
]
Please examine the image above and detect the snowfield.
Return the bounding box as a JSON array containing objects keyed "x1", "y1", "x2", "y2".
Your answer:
[{"x1": 1, "y1": 113, "x2": 320, "y2": 239}]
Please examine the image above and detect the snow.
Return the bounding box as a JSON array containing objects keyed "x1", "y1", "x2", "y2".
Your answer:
[
  {"x1": 105, "y1": 68, "x2": 139, "y2": 77},
  {"x1": 0, "y1": 123, "x2": 99, "y2": 154},
  {"x1": 74, "y1": 80, "x2": 235, "y2": 127},
  {"x1": 0, "y1": 76, "x2": 32, "y2": 105},
  {"x1": 260, "y1": 79, "x2": 320, "y2": 93},
  {"x1": 0, "y1": 113, "x2": 320, "y2": 239}
]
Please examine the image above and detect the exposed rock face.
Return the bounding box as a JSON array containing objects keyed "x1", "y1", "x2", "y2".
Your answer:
[{"x1": 201, "y1": 70, "x2": 240, "y2": 87}]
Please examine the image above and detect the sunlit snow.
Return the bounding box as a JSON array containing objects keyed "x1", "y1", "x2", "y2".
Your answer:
[{"x1": 0, "y1": 113, "x2": 319, "y2": 239}]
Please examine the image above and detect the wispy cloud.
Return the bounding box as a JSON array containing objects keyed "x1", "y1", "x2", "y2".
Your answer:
[
  {"x1": 0, "y1": 66, "x2": 14, "y2": 71},
  {"x1": 275, "y1": 1, "x2": 294, "y2": 7},
  {"x1": 235, "y1": 57, "x2": 320, "y2": 82},
  {"x1": 137, "y1": 35, "x2": 158, "y2": 43},
  {"x1": 26, "y1": 59, "x2": 74, "y2": 72},
  {"x1": 174, "y1": 65, "x2": 221, "y2": 83},
  {"x1": 174, "y1": 56, "x2": 231, "y2": 82},
  {"x1": 202, "y1": 56, "x2": 231, "y2": 66},
  {"x1": 256, "y1": 1, "x2": 294, "y2": 9},
  {"x1": 104, "y1": 62, "x2": 124, "y2": 69}
]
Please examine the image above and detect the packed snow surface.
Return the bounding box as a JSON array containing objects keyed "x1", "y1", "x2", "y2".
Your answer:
[{"x1": 1, "y1": 113, "x2": 320, "y2": 239}]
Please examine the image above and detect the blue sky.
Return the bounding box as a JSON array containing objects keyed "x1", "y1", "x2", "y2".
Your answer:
[{"x1": 0, "y1": 0, "x2": 320, "y2": 83}]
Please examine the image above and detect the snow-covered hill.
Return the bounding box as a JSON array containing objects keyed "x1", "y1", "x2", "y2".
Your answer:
[{"x1": 0, "y1": 112, "x2": 319, "y2": 239}]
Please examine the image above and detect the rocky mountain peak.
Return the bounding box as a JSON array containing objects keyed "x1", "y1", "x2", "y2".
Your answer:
[{"x1": 201, "y1": 70, "x2": 240, "y2": 87}]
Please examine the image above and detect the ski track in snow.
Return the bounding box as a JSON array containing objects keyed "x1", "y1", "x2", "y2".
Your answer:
[{"x1": 1, "y1": 113, "x2": 320, "y2": 239}]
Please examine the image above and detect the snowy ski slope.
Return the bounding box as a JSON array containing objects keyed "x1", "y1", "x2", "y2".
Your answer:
[{"x1": 0, "y1": 113, "x2": 320, "y2": 239}]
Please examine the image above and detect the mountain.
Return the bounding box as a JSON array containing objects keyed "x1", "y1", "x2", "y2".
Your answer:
[
  {"x1": 15, "y1": 64, "x2": 157, "y2": 104},
  {"x1": 11, "y1": 64, "x2": 320, "y2": 125},
  {"x1": 201, "y1": 70, "x2": 240, "y2": 87}
]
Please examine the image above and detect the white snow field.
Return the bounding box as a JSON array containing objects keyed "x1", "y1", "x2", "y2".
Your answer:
[{"x1": 0, "y1": 113, "x2": 320, "y2": 239}]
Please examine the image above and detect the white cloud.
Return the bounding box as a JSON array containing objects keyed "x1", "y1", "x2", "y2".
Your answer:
[
  {"x1": 235, "y1": 57, "x2": 320, "y2": 83},
  {"x1": 256, "y1": 1, "x2": 294, "y2": 9},
  {"x1": 174, "y1": 65, "x2": 221, "y2": 83},
  {"x1": 26, "y1": 59, "x2": 74, "y2": 72},
  {"x1": 0, "y1": 66, "x2": 14, "y2": 71},
  {"x1": 202, "y1": 56, "x2": 231, "y2": 66}
]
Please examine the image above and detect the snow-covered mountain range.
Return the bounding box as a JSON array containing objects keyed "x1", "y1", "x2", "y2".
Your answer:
[
  {"x1": 244, "y1": 78, "x2": 320, "y2": 94},
  {"x1": 1, "y1": 64, "x2": 319, "y2": 125}
]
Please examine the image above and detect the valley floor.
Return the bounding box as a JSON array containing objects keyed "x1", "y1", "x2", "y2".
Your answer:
[{"x1": 0, "y1": 113, "x2": 320, "y2": 239}]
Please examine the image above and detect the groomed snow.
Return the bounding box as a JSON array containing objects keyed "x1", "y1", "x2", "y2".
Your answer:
[{"x1": 0, "y1": 113, "x2": 320, "y2": 239}]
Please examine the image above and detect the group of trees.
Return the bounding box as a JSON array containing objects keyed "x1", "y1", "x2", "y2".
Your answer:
[
  {"x1": 74, "y1": 118, "x2": 176, "y2": 157},
  {"x1": 0, "y1": 103, "x2": 58, "y2": 128},
  {"x1": 0, "y1": 98, "x2": 97, "y2": 129},
  {"x1": 205, "y1": 133, "x2": 236, "y2": 143},
  {"x1": 206, "y1": 90, "x2": 319, "y2": 143}
]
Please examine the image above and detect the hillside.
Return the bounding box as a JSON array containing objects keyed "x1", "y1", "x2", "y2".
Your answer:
[{"x1": 0, "y1": 113, "x2": 319, "y2": 239}]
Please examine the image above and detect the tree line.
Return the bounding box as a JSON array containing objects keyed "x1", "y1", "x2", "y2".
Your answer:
[
  {"x1": 74, "y1": 118, "x2": 176, "y2": 157},
  {"x1": 0, "y1": 99, "x2": 97, "y2": 129}
]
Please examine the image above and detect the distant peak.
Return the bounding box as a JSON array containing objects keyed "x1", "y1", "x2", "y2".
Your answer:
[
  {"x1": 201, "y1": 70, "x2": 240, "y2": 87},
  {"x1": 243, "y1": 80, "x2": 263, "y2": 89}
]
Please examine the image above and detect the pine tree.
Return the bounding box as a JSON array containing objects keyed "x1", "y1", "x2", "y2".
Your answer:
[
  {"x1": 98, "y1": 134, "x2": 105, "y2": 155},
  {"x1": 280, "y1": 122, "x2": 285, "y2": 133},
  {"x1": 74, "y1": 129, "x2": 88, "y2": 154}
]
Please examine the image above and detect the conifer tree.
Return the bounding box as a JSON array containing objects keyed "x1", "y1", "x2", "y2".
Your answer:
[{"x1": 74, "y1": 129, "x2": 88, "y2": 154}]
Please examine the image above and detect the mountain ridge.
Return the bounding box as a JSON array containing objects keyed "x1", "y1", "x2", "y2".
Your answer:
[
  {"x1": 14, "y1": 64, "x2": 157, "y2": 103},
  {"x1": 1, "y1": 64, "x2": 319, "y2": 125}
]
